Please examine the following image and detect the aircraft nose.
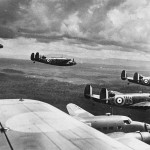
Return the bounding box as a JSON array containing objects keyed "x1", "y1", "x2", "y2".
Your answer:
[{"x1": 144, "y1": 123, "x2": 150, "y2": 131}]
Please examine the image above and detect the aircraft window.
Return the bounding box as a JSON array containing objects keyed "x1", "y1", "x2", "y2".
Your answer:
[
  {"x1": 103, "y1": 127, "x2": 107, "y2": 130},
  {"x1": 109, "y1": 127, "x2": 113, "y2": 130},
  {"x1": 117, "y1": 126, "x2": 122, "y2": 130},
  {"x1": 123, "y1": 120, "x2": 131, "y2": 124}
]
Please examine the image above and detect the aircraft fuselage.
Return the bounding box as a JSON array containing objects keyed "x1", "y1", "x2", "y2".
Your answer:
[
  {"x1": 121, "y1": 70, "x2": 150, "y2": 86},
  {"x1": 79, "y1": 115, "x2": 150, "y2": 134},
  {"x1": 92, "y1": 93, "x2": 150, "y2": 109},
  {"x1": 110, "y1": 93, "x2": 150, "y2": 106},
  {"x1": 128, "y1": 78, "x2": 150, "y2": 86},
  {"x1": 31, "y1": 52, "x2": 76, "y2": 66}
]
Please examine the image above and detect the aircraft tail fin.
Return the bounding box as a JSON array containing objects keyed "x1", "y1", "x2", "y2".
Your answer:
[
  {"x1": 0, "y1": 44, "x2": 3, "y2": 48},
  {"x1": 66, "y1": 103, "x2": 94, "y2": 117},
  {"x1": 35, "y1": 52, "x2": 40, "y2": 61},
  {"x1": 84, "y1": 84, "x2": 93, "y2": 98},
  {"x1": 31, "y1": 53, "x2": 35, "y2": 61},
  {"x1": 121, "y1": 70, "x2": 127, "y2": 80},
  {"x1": 100, "y1": 88, "x2": 109, "y2": 100},
  {"x1": 133, "y1": 72, "x2": 140, "y2": 82}
]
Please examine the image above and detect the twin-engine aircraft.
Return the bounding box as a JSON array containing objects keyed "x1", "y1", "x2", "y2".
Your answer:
[
  {"x1": 121, "y1": 70, "x2": 150, "y2": 86},
  {"x1": 31, "y1": 52, "x2": 76, "y2": 66},
  {"x1": 84, "y1": 84, "x2": 150, "y2": 109},
  {"x1": 0, "y1": 99, "x2": 150, "y2": 150},
  {"x1": 0, "y1": 44, "x2": 3, "y2": 48},
  {"x1": 67, "y1": 103, "x2": 150, "y2": 144}
]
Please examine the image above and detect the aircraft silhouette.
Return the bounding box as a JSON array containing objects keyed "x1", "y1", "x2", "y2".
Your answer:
[
  {"x1": 121, "y1": 70, "x2": 150, "y2": 86},
  {"x1": 84, "y1": 84, "x2": 150, "y2": 109},
  {"x1": 31, "y1": 52, "x2": 76, "y2": 66},
  {"x1": 67, "y1": 103, "x2": 150, "y2": 144}
]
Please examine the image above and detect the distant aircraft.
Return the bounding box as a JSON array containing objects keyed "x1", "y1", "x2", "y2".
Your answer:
[
  {"x1": 84, "y1": 84, "x2": 150, "y2": 109},
  {"x1": 67, "y1": 103, "x2": 150, "y2": 144},
  {"x1": 1, "y1": 99, "x2": 148, "y2": 150},
  {"x1": 0, "y1": 44, "x2": 3, "y2": 48},
  {"x1": 31, "y1": 52, "x2": 76, "y2": 66},
  {"x1": 121, "y1": 70, "x2": 150, "y2": 86}
]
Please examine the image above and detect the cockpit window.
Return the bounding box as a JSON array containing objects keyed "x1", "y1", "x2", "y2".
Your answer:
[
  {"x1": 103, "y1": 127, "x2": 107, "y2": 130},
  {"x1": 123, "y1": 119, "x2": 131, "y2": 124},
  {"x1": 117, "y1": 126, "x2": 122, "y2": 130}
]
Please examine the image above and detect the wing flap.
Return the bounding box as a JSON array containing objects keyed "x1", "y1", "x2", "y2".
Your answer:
[{"x1": 117, "y1": 138, "x2": 150, "y2": 150}]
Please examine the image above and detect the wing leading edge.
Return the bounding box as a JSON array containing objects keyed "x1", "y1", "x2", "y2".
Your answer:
[
  {"x1": 130, "y1": 101, "x2": 150, "y2": 109},
  {"x1": 0, "y1": 99, "x2": 137, "y2": 150}
]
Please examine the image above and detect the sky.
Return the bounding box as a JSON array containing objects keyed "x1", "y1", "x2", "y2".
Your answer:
[{"x1": 0, "y1": 0, "x2": 150, "y2": 61}]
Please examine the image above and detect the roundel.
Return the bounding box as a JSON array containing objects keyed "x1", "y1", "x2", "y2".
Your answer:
[
  {"x1": 115, "y1": 97, "x2": 125, "y2": 106},
  {"x1": 143, "y1": 79, "x2": 149, "y2": 84}
]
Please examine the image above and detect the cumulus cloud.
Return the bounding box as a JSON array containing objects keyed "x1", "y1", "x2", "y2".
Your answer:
[{"x1": 0, "y1": 0, "x2": 150, "y2": 52}]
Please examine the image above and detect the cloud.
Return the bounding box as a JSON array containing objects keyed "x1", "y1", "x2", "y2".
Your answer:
[
  {"x1": 1, "y1": 37, "x2": 150, "y2": 62},
  {"x1": 0, "y1": 0, "x2": 150, "y2": 52}
]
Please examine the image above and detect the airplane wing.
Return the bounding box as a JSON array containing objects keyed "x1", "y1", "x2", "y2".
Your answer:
[
  {"x1": 0, "y1": 99, "x2": 134, "y2": 150},
  {"x1": 118, "y1": 137, "x2": 150, "y2": 150},
  {"x1": 108, "y1": 132, "x2": 150, "y2": 149},
  {"x1": 130, "y1": 101, "x2": 150, "y2": 109}
]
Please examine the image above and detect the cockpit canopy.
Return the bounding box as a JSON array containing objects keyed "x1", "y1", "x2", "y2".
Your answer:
[{"x1": 123, "y1": 118, "x2": 132, "y2": 124}]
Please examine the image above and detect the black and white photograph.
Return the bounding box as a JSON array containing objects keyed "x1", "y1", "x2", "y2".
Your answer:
[{"x1": 0, "y1": 0, "x2": 150, "y2": 149}]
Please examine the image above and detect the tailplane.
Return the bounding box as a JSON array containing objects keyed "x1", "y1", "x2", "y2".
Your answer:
[{"x1": 66, "y1": 103, "x2": 94, "y2": 117}]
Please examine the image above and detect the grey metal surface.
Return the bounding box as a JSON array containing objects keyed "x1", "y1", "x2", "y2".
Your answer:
[{"x1": 0, "y1": 99, "x2": 136, "y2": 150}]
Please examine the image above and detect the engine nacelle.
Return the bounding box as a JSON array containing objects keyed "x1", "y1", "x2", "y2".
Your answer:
[
  {"x1": 121, "y1": 70, "x2": 127, "y2": 80},
  {"x1": 84, "y1": 84, "x2": 92, "y2": 99},
  {"x1": 123, "y1": 132, "x2": 150, "y2": 144}
]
